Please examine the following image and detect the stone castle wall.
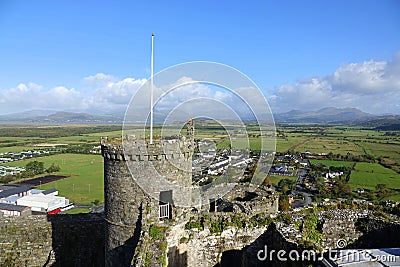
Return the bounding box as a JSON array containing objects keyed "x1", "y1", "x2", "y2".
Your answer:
[
  {"x1": 0, "y1": 212, "x2": 398, "y2": 266},
  {"x1": 0, "y1": 213, "x2": 105, "y2": 267}
]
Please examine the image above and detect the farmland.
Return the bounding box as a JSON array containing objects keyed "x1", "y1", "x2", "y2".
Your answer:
[
  {"x1": 348, "y1": 162, "x2": 400, "y2": 191},
  {"x1": 0, "y1": 123, "x2": 400, "y2": 204},
  {"x1": 296, "y1": 137, "x2": 364, "y2": 156},
  {"x1": 310, "y1": 159, "x2": 354, "y2": 168}
]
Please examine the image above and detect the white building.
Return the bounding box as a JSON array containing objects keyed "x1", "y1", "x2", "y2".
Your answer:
[
  {"x1": 0, "y1": 203, "x2": 31, "y2": 217},
  {"x1": 17, "y1": 194, "x2": 68, "y2": 212}
]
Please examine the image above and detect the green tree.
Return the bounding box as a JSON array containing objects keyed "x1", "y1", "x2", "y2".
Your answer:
[
  {"x1": 46, "y1": 163, "x2": 61, "y2": 173},
  {"x1": 302, "y1": 209, "x2": 323, "y2": 243},
  {"x1": 25, "y1": 161, "x2": 45, "y2": 175},
  {"x1": 279, "y1": 196, "x2": 290, "y2": 211},
  {"x1": 375, "y1": 184, "x2": 387, "y2": 192},
  {"x1": 277, "y1": 178, "x2": 295, "y2": 194}
]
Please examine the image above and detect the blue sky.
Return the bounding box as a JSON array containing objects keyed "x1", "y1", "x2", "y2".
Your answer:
[{"x1": 0, "y1": 0, "x2": 399, "y2": 115}]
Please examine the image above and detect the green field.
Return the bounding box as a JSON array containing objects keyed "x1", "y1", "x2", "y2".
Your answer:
[
  {"x1": 0, "y1": 145, "x2": 39, "y2": 153},
  {"x1": 297, "y1": 137, "x2": 364, "y2": 156},
  {"x1": 65, "y1": 207, "x2": 91, "y2": 214},
  {"x1": 217, "y1": 137, "x2": 264, "y2": 150},
  {"x1": 276, "y1": 135, "x2": 309, "y2": 152},
  {"x1": 382, "y1": 194, "x2": 400, "y2": 202},
  {"x1": 0, "y1": 125, "x2": 122, "y2": 153},
  {"x1": 357, "y1": 142, "x2": 400, "y2": 172},
  {"x1": 349, "y1": 162, "x2": 400, "y2": 191},
  {"x1": 3, "y1": 153, "x2": 104, "y2": 205},
  {"x1": 310, "y1": 159, "x2": 354, "y2": 167},
  {"x1": 267, "y1": 174, "x2": 297, "y2": 186}
]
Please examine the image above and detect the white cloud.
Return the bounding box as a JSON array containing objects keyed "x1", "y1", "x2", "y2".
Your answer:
[
  {"x1": 2, "y1": 52, "x2": 399, "y2": 117},
  {"x1": 83, "y1": 73, "x2": 116, "y2": 85},
  {"x1": 0, "y1": 83, "x2": 83, "y2": 113},
  {"x1": 0, "y1": 75, "x2": 147, "y2": 115},
  {"x1": 270, "y1": 52, "x2": 400, "y2": 114}
]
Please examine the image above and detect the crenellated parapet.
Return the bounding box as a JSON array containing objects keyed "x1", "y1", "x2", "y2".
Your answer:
[{"x1": 101, "y1": 136, "x2": 193, "y2": 162}]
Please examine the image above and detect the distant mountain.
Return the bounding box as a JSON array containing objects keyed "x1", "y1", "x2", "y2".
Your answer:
[
  {"x1": 361, "y1": 115, "x2": 400, "y2": 129},
  {"x1": 0, "y1": 108, "x2": 398, "y2": 126},
  {"x1": 275, "y1": 107, "x2": 376, "y2": 124},
  {"x1": 0, "y1": 109, "x2": 58, "y2": 119},
  {"x1": 374, "y1": 124, "x2": 400, "y2": 131},
  {"x1": 0, "y1": 111, "x2": 123, "y2": 124}
]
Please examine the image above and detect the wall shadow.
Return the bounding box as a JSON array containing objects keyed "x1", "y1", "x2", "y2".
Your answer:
[
  {"x1": 219, "y1": 250, "x2": 242, "y2": 267},
  {"x1": 349, "y1": 218, "x2": 400, "y2": 249},
  {"x1": 46, "y1": 213, "x2": 105, "y2": 267},
  {"x1": 216, "y1": 223, "x2": 305, "y2": 267}
]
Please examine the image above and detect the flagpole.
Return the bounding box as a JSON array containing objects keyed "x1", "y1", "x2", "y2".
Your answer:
[{"x1": 150, "y1": 33, "x2": 154, "y2": 144}]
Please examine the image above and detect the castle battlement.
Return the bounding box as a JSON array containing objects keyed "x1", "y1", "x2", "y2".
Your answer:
[{"x1": 100, "y1": 136, "x2": 193, "y2": 161}]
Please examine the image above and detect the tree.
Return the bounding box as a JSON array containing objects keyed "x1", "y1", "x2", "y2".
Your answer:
[
  {"x1": 375, "y1": 184, "x2": 387, "y2": 192},
  {"x1": 337, "y1": 180, "x2": 352, "y2": 196},
  {"x1": 302, "y1": 209, "x2": 323, "y2": 243},
  {"x1": 25, "y1": 161, "x2": 45, "y2": 175},
  {"x1": 46, "y1": 163, "x2": 61, "y2": 173},
  {"x1": 277, "y1": 178, "x2": 295, "y2": 193},
  {"x1": 0, "y1": 175, "x2": 13, "y2": 184},
  {"x1": 279, "y1": 196, "x2": 290, "y2": 211}
]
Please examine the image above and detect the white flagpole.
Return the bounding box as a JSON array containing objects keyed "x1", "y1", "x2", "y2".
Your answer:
[{"x1": 150, "y1": 33, "x2": 154, "y2": 144}]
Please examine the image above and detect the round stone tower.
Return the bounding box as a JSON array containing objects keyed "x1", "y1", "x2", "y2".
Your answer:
[{"x1": 101, "y1": 120, "x2": 194, "y2": 266}]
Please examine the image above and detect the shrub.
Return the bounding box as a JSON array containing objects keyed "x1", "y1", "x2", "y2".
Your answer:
[
  {"x1": 185, "y1": 219, "x2": 202, "y2": 230},
  {"x1": 210, "y1": 219, "x2": 227, "y2": 234},
  {"x1": 231, "y1": 215, "x2": 245, "y2": 228},
  {"x1": 179, "y1": 237, "x2": 188, "y2": 244},
  {"x1": 149, "y1": 225, "x2": 164, "y2": 240}
]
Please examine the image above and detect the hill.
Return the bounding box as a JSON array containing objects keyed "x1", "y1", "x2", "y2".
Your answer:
[
  {"x1": 0, "y1": 111, "x2": 122, "y2": 124},
  {"x1": 275, "y1": 107, "x2": 376, "y2": 124}
]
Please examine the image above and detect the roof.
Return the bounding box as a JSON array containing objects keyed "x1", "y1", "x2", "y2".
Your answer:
[
  {"x1": 30, "y1": 189, "x2": 44, "y2": 194},
  {"x1": 0, "y1": 185, "x2": 31, "y2": 199},
  {"x1": 1, "y1": 195, "x2": 21, "y2": 203},
  {"x1": 17, "y1": 194, "x2": 64, "y2": 204},
  {"x1": 42, "y1": 188, "x2": 57, "y2": 195},
  {"x1": 0, "y1": 203, "x2": 30, "y2": 212}
]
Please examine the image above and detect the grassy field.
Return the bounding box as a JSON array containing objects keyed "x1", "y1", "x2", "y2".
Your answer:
[
  {"x1": 65, "y1": 207, "x2": 91, "y2": 214},
  {"x1": 2, "y1": 153, "x2": 104, "y2": 205},
  {"x1": 0, "y1": 145, "x2": 39, "y2": 153},
  {"x1": 0, "y1": 125, "x2": 123, "y2": 153},
  {"x1": 349, "y1": 162, "x2": 400, "y2": 191},
  {"x1": 296, "y1": 137, "x2": 364, "y2": 156},
  {"x1": 217, "y1": 137, "x2": 265, "y2": 150},
  {"x1": 357, "y1": 142, "x2": 400, "y2": 172},
  {"x1": 310, "y1": 159, "x2": 354, "y2": 167},
  {"x1": 382, "y1": 194, "x2": 400, "y2": 202},
  {"x1": 276, "y1": 134, "x2": 309, "y2": 152},
  {"x1": 267, "y1": 174, "x2": 297, "y2": 186}
]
